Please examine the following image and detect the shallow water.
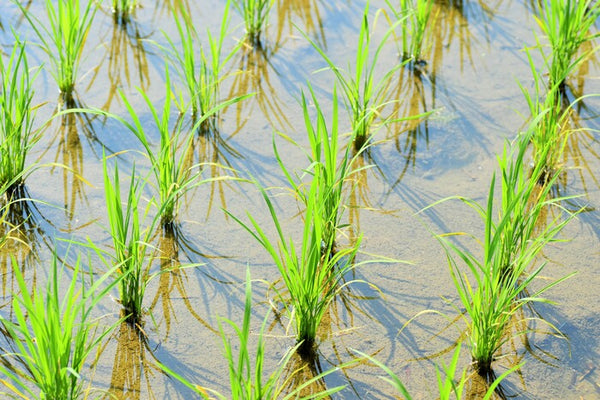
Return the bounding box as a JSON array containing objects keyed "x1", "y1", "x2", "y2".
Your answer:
[{"x1": 1, "y1": 0, "x2": 600, "y2": 398}]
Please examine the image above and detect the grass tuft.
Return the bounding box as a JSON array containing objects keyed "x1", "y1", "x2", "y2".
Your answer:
[
  {"x1": 112, "y1": 0, "x2": 138, "y2": 24},
  {"x1": 534, "y1": 0, "x2": 600, "y2": 90},
  {"x1": 162, "y1": 0, "x2": 242, "y2": 133},
  {"x1": 387, "y1": 0, "x2": 435, "y2": 66},
  {"x1": 302, "y1": 2, "x2": 408, "y2": 150},
  {"x1": 426, "y1": 128, "x2": 578, "y2": 375},
  {"x1": 0, "y1": 38, "x2": 40, "y2": 193},
  {"x1": 233, "y1": 0, "x2": 275, "y2": 46},
  {"x1": 159, "y1": 268, "x2": 348, "y2": 399},
  {"x1": 18, "y1": 0, "x2": 97, "y2": 94},
  {"x1": 0, "y1": 251, "x2": 121, "y2": 399},
  {"x1": 96, "y1": 156, "x2": 155, "y2": 326}
]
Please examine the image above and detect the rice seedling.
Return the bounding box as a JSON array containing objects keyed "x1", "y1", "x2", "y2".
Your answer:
[
  {"x1": 233, "y1": 0, "x2": 275, "y2": 46},
  {"x1": 17, "y1": 0, "x2": 97, "y2": 95},
  {"x1": 161, "y1": 0, "x2": 242, "y2": 133},
  {"x1": 94, "y1": 156, "x2": 155, "y2": 326},
  {"x1": 354, "y1": 344, "x2": 518, "y2": 399},
  {"x1": 160, "y1": 268, "x2": 348, "y2": 399},
  {"x1": 534, "y1": 0, "x2": 600, "y2": 90},
  {"x1": 275, "y1": 85, "x2": 365, "y2": 253},
  {"x1": 228, "y1": 176, "x2": 362, "y2": 358},
  {"x1": 424, "y1": 127, "x2": 578, "y2": 375},
  {"x1": 111, "y1": 0, "x2": 138, "y2": 24},
  {"x1": 436, "y1": 142, "x2": 576, "y2": 375},
  {"x1": 0, "y1": 39, "x2": 41, "y2": 194},
  {"x1": 0, "y1": 251, "x2": 122, "y2": 399},
  {"x1": 303, "y1": 2, "x2": 408, "y2": 150},
  {"x1": 386, "y1": 0, "x2": 435, "y2": 66},
  {"x1": 80, "y1": 67, "x2": 250, "y2": 226},
  {"x1": 519, "y1": 49, "x2": 587, "y2": 184}
]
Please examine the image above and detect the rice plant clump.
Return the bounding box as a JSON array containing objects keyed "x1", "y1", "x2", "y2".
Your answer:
[
  {"x1": 233, "y1": 0, "x2": 275, "y2": 46},
  {"x1": 0, "y1": 40, "x2": 40, "y2": 193},
  {"x1": 18, "y1": 0, "x2": 97, "y2": 95},
  {"x1": 231, "y1": 173, "x2": 361, "y2": 358},
  {"x1": 0, "y1": 253, "x2": 121, "y2": 399},
  {"x1": 355, "y1": 344, "x2": 518, "y2": 399},
  {"x1": 100, "y1": 158, "x2": 155, "y2": 326},
  {"x1": 228, "y1": 87, "x2": 369, "y2": 356},
  {"x1": 535, "y1": 0, "x2": 600, "y2": 90},
  {"x1": 159, "y1": 269, "x2": 348, "y2": 399},
  {"x1": 304, "y1": 2, "x2": 407, "y2": 150},
  {"x1": 387, "y1": 0, "x2": 435, "y2": 66},
  {"x1": 432, "y1": 130, "x2": 577, "y2": 375},
  {"x1": 112, "y1": 0, "x2": 138, "y2": 24},
  {"x1": 276, "y1": 86, "x2": 362, "y2": 252},
  {"x1": 520, "y1": 50, "x2": 571, "y2": 184},
  {"x1": 163, "y1": 0, "x2": 242, "y2": 133}
]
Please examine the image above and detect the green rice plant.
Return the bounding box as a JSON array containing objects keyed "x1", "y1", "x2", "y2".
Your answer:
[
  {"x1": 275, "y1": 85, "x2": 366, "y2": 253},
  {"x1": 0, "y1": 39, "x2": 40, "y2": 193},
  {"x1": 386, "y1": 0, "x2": 435, "y2": 66},
  {"x1": 534, "y1": 0, "x2": 600, "y2": 90},
  {"x1": 162, "y1": 0, "x2": 242, "y2": 132},
  {"x1": 229, "y1": 176, "x2": 362, "y2": 357},
  {"x1": 17, "y1": 0, "x2": 97, "y2": 95},
  {"x1": 354, "y1": 344, "x2": 518, "y2": 399},
  {"x1": 97, "y1": 156, "x2": 155, "y2": 326},
  {"x1": 520, "y1": 49, "x2": 574, "y2": 184},
  {"x1": 112, "y1": 0, "x2": 137, "y2": 24},
  {"x1": 160, "y1": 268, "x2": 347, "y2": 399},
  {"x1": 81, "y1": 68, "x2": 250, "y2": 226},
  {"x1": 233, "y1": 0, "x2": 275, "y2": 46},
  {"x1": 303, "y1": 2, "x2": 408, "y2": 150},
  {"x1": 429, "y1": 131, "x2": 577, "y2": 375},
  {"x1": 0, "y1": 252, "x2": 122, "y2": 399}
]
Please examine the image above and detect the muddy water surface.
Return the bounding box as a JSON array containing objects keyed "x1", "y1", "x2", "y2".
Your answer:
[{"x1": 1, "y1": 0, "x2": 600, "y2": 398}]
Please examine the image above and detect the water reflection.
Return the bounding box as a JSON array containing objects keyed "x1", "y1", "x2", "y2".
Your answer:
[
  {"x1": 90, "y1": 13, "x2": 152, "y2": 111},
  {"x1": 280, "y1": 352, "x2": 330, "y2": 397},
  {"x1": 150, "y1": 224, "x2": 218, "y2": 341},
  {"x1": 384, "y1": 67, "x2": 435, "y2": 186},
  {"x1": 151, "y1": 0, "x2": 193, "y2": 21},
  {"x1": 228, "y1": 43, "x2": 290, "y2": 131},
  {"x1": 274, "y1": 0, "x2": 326, "y2": 48},
  {"x1": 44, "y1": 93, "x2": 113, "y2": 226},
  {"x1": 0, "y1": 187, "x2": 46, "y2": 300},
  {"x1": 426, "y1": 0, "x2": 498, "y2": 74},
  {"x1": 181, "y1": 114, "x2": 246, "y2": 219},
  {"x1": 107, "y1": 322, "x2": 163, "y2": 399}
]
